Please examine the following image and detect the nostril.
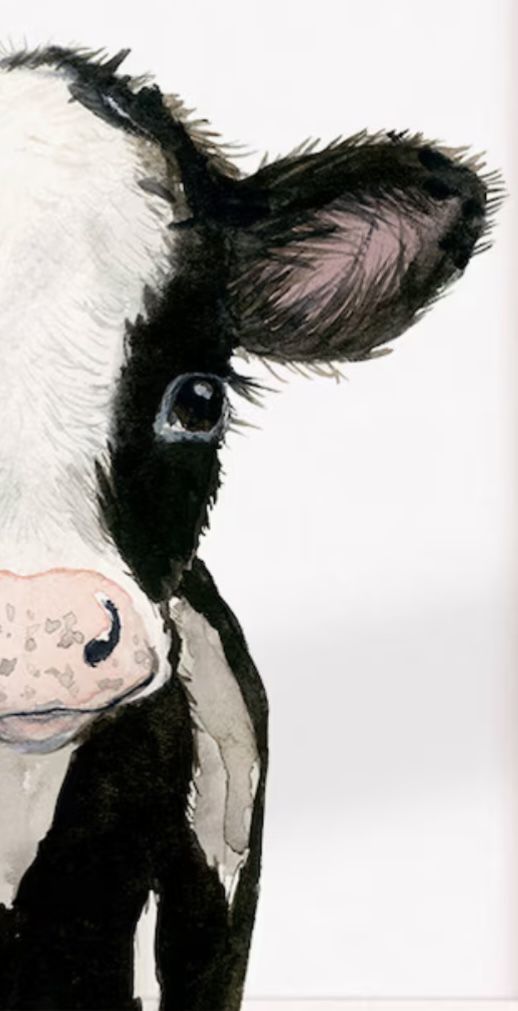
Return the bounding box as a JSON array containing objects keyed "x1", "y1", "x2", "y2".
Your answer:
[{"x1": 83, "y1": 597, "x2": 121, "y2": 668}]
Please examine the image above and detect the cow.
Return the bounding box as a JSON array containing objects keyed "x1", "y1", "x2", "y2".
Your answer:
[{"x1": 0, "y1": 44, "x2": 498, "y2": 1011}]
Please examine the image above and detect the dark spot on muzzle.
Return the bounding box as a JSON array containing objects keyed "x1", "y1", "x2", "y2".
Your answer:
[{"x1": 83, "y1": 599, "x2": 121, "y2": 668}]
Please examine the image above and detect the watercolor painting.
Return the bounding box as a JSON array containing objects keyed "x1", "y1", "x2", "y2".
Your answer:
[{"x1": 0, "y1": 42, "x2": 501, "y2": 1011}]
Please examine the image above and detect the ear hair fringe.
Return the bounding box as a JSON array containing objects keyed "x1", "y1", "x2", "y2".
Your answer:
[{"x1": 255, "y1": 129, "x2": 505, "y2": 224}]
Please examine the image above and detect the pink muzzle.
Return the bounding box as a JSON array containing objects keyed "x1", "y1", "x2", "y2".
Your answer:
[{"x1": 0, "y1": 569, "x2": 155, "y2": 748}]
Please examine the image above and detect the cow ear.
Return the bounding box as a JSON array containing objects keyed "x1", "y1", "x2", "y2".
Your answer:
[{"x1": 224, "y1": 134, "x2": 500, "y2": 362}]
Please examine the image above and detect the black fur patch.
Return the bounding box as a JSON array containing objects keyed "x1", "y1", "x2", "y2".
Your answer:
[{"x1": 98, "y1": 222, "x2": 235, "y2": 601}]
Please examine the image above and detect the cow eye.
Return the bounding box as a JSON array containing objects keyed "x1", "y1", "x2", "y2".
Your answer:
[{"x1": 154, "y1": 373, "x2": 228, "y2": 443}]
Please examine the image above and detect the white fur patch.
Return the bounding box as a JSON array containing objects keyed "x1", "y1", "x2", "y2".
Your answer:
[
  {"x1": 0, "y1": 63, "x2": 177, "y2": 699},
  {"x1": 0, "y1": 64, "x2": 174, "y2": 557},
  {"x1": 134, "y1": 891, "x2": 160, "y2": 1006},
  {"x1": 0, "y1": 739, "x2": 74, "y2": 907},
  {"x1": 172, "y1": 596, "x2": 260, "y2": 904}
]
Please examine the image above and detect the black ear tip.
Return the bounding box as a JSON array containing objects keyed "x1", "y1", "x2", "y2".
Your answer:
[
  {"x1": 439, "y1": 217, "x2": 485, "y2": 270},
  {"x1": 451, "y1": 248, "x2": 473, "y2": 271},
  {"x1": 416, "y1": 142, "x2": 490, "y2": 211},
  {"x1": 422, "y1": 176, "x2": 455, "y2": 201},
  {"x1": 462, "y1": 197, "x2": 485, "y2": 218}
]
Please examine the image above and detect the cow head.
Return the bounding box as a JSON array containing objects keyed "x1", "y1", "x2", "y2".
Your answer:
[{"x1": 0, "y1": 47, "x2": 497, "y2": 752}]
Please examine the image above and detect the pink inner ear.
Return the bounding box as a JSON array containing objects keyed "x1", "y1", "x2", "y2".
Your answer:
[{"x1": 273, "y1": 197, "x2": 460, "y2": 319}]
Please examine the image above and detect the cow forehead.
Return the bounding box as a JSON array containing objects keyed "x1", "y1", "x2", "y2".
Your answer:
[
  {"x1": 0, "y1": 64, "x2": 176, "y2": 553},
  {"x1": 0, "y1": 64, "x2": 174, "y2": 330}
]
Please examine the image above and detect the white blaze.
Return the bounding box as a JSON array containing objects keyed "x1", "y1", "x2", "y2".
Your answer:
[
  {"x1": 0, "y1": 63, "x2": 177, "y2": 698},
  {"x1": 0, "y1": 64, "x2": 175, "y2": 557}
]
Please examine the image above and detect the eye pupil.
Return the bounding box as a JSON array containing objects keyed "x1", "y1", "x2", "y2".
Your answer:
[
  {"x1": 155, "y1": 373, "x2": 228, "y2": 444},
  {"x1": 167, "y1": 376, "x2": 224, "y2": 434}
]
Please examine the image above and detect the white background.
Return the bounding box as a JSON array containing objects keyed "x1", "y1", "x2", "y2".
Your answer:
[{"x1": 1, "y1": 0, "x2": 515, "y2": 999}]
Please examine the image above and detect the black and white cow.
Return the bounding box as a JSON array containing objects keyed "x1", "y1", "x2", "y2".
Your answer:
[{"x1": 0, "y1": 45, "x2": 497, "y2": 1011}]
